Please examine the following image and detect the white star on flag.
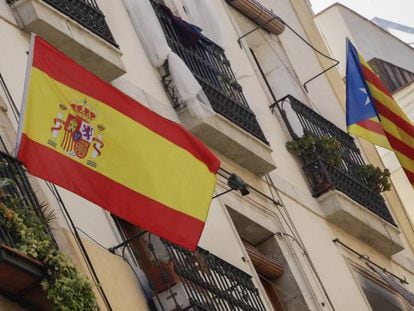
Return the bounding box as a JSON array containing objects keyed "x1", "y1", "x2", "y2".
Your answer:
[{"x1": 360, "y1": 88, "x2": 371, "y2": 106}]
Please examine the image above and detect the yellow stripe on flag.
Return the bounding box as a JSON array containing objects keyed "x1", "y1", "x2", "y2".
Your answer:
[
  {"x1": 348, "y1": 123, "x2": 390, "y2": 149},
  {"x1": 24, "y1": 68, "x2": 214, "y2": 221},
  {"x1": 392, "y1": 150, "x2": 414, "y2": 176},
  {"x1": 366, "y1": 82, "x2": 412, "y2": 123},
  {"x1": 378, "y1": 116, "x2": 414, "y2": 151}
]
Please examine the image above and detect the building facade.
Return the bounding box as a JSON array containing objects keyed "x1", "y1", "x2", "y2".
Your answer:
[
  {"x1": 315, "y1": 3, "x2": 414, "y2": 251},
  {"x1": 0, "y1": 0, "x2": 414, "y2": 310}
]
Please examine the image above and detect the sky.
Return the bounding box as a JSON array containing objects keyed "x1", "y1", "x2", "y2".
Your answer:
[
  {"x1": 309, "y1": 0, "x2": 414, "y2": 44},
  {"x1": 309, "y1": 0, "x2": 414, "y2": 26}
]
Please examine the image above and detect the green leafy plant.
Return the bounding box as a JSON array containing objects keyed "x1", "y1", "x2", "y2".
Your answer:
[
  {"x1": 356, "y1": 164, "x2": 391, "y2": 194},
  {"x1": 0, "y1": 181, "x2": 98, "y2": 311},
  {"x1": 286, "y1": 135, "x2": 342, "y2": 166}
]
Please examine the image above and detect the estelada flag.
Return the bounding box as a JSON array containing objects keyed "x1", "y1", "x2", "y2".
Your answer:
[
  {"x1": 16, "y1": 34, "x2": 220, "y2": 250},
  {"x1": 346, "y1": 39, "x2": 390, "y2": 149},
  {"x1": 346, "y1": 39, "x2": 414, "y2": 187}
]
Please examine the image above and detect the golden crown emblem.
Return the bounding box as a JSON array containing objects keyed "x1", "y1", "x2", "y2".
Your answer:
[{"x1": 70, "y1": 100, "x2": 96, "y2": 123}]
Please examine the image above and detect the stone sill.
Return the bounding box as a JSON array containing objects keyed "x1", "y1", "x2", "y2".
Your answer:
[
  {"x1": 10, "y1": 0, "x2": 126, "y2": 81},
  {"x1": 317, "y1": 190, "x2": 404, "y2": 257},
  {"x1": 178, "y1": 108, "x2": 276, "y2": 176}
]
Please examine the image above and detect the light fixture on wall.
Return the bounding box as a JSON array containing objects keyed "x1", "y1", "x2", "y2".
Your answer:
[{"x1": 213, "y1": 173, "x2": 250, "y2": 199}]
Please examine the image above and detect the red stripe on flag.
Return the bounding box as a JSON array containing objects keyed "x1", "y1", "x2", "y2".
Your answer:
[
  {"x1": 31, "y1": 37, "x2": 219, "y2": 174},
  {"x1": 17, "y1": 135, "x2": 204, "y2": 250},
  {"x1": 360, "y1": 64, "x2": 392, "y2": 97},
  {"x1": 356, "y1": 119, "x2": 385, "y2": 135},
  {"x1": 373, "y1": 99, "x2": 414, "y2": 138},
  {"x1": 402, "y1": 167, "x2": 414, "y2": 185},
  {"x1": 383, "y1": 132, "x2": 414, "y2": 161}
]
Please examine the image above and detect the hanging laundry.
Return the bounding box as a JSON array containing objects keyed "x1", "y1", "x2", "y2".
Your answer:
[{"x1": 160, "y1": 4, "x2": 202, "y2": 48}]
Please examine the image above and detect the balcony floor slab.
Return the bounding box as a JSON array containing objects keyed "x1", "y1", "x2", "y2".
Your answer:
[
  {"x1": 178, "y1": 108, "x2": 276, "y2": 176},
  {"x1": 318, "y1": 190, "x2": 404, "y2": 256},
  {"x1": 10, "y1": 0, "x2": 126, "y2": 81}
]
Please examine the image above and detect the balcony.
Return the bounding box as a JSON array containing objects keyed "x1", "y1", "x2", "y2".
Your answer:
[
  {"x1": 115, "y1": 222, "x2": 268, "y2": 311},
  {"x1": 274, "y1": 95, "x2": 403, "y2": 256},
  {"x1": 0, "y1": 151, "x2": 53, "y2": 310},
  {"x1": 6, "y1": 0, "x2": 126, "y2": 80},
  {"x1": 154, "y1": 241, "x2": 267, "y2": 311},
  {"x1": 151, "y1": 1, "x2": 275, "y2": 176}
]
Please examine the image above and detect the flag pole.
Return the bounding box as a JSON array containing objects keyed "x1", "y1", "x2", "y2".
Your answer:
[{"x1": 108, "y1": 230, "x2": 147, "y2": 253}]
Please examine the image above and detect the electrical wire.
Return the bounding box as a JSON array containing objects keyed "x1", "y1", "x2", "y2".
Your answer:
[
  {"x1": 0, "y1": 71, "x2": 113, "y2": 310},
  {"x1": 76, "y1": 226, "x2": 107, "y2": 250},
  {"x1": 280, "y1": 20, "x2": 340, "y2": 91},
  {"x1": 282, "y1": 22, "x2": 338, "y2": 65},
  {"x1": 216, "y1": 166, "x2": 336, "y2": 309},
  {"x1": 49, "y1": 184, "x2": 114, "y2": 311},
  {"x1": 76, "y1": 224, "x2": 156, "y2": 305},
  {"x1": 217, "y1": 167, "x2": 282, "y2": 206},
  {"x1": 257, "y1": 31, "x2": 323, "y2": 115},
  {"x1": 263, "y1": 174, "x2": 336, "y2": 311},
  {"x1": 237, "y1": 9, "x2": 340, "y2": 94},
  {"x1": 333, "y1": 238, "x2": 409, "y2": 285},
  {"x1": 258, "y1": 274, "x2": 312, "y2": 310},
  {"x1": 0, "y1": 73, "x2": 20, "y2": 123},
  {"x1": 146, "y1": 233, "x2": 179, "y2": 311}
]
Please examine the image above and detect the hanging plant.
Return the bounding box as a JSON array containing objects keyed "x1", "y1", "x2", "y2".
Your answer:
[
  {"x1": 0, "y1": 182, "x2": 98, "y2": 311},
  {"x1": 356, "y1": 164, "x2": 391, "y2": 194},
  {"x1": 286, "y1": 135, "x2": 342, "y2": 166}
]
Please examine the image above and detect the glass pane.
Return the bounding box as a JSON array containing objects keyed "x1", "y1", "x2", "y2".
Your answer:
[{"x1": 356, "y1": 271, "x2": 407, "y2": 311}]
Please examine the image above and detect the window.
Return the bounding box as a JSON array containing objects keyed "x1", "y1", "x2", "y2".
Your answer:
[{"x1": 354, "y1": 266, "x2": 414, "y2": 311}]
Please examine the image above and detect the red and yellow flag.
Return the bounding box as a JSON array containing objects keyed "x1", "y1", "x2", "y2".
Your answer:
[
  {"x1": 346, "y1": 39, "x2": 414, "y2": 187},
  {"x1": 16, "y1": 35, "x2": 220, "y2": 250}
]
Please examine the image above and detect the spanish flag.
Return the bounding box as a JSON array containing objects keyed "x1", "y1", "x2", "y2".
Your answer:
[
  {"x1": 346, "y1": 39, "x2": 414, "y2": 187},
  {"x1": 16, "y1": 35, "x2": 220, "y2": 250}
]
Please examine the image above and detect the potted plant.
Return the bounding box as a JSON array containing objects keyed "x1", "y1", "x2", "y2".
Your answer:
[
  {"x1": 286, "y1": 135, "x2": 342, "y2": 166},
  {"x1": 286, "y1": 135, "x2": 342, "y2": 196},
  {"x1": 355, "y1": 164, "x2": 391, "y2": 194},
  {"x1": 0, "y1": 179, "x2": 98, "y2": 310}
]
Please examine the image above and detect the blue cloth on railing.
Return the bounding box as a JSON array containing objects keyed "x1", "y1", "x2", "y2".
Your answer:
[{"x1": 160, "y1": 4, "x2": 202, "y2": 48}]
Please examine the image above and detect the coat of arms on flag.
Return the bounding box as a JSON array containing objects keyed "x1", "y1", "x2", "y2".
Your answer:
[
  {"x1": 16, "y1": 34, "x2": 220, "y2": 250},
  {"x1": 48, "y1": 100, "x2": 104, "y2": 168}
]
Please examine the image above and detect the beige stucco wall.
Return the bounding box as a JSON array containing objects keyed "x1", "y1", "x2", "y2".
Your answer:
[
  {"x1": 0, "y1": 2, "x2": 161, "y2": 309},
  {"x1": 54, "y1": 228, "x2": 150, "y2": 311},
  {"x1": 1, "y1": 0, "x2": 414, "y2": 310},
  {"x1": 313, "y1": 1, "x2": 414, "y2": 254},
  {"x1": 315, "y1": 4, "x2": 414, "y2": 76},
  {"x1": 226, "y1": 1, "x2": 414, "y2": 310}
]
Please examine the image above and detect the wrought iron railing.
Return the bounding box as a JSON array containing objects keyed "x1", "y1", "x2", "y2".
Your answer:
[
  {"x1": 6, "y1": 0, "x2": 117, "y2": 47},
  {"x1": 164, "y1": 241, "x2": 267, "y2": 311},
  {"x1": 273, "y1": 95, "x2": 395, "y2": 225},
  {"x1": 0, "y1": 151, "x2": 55, "y2": 248},
  {"x1": 151, "y1": 1, "x2": 268, "y2": 144}
]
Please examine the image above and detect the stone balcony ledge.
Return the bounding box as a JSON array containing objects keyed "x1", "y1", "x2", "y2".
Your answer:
[
  {"x1": 9, "y1": 0, "x2": 126, "y2": 81},
  {"x1": 178, "y1": 108, "x2": 276, "y2": 176},
  {"x1": 318, "y1": 190, "x2": 403, "y2": 257}
]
